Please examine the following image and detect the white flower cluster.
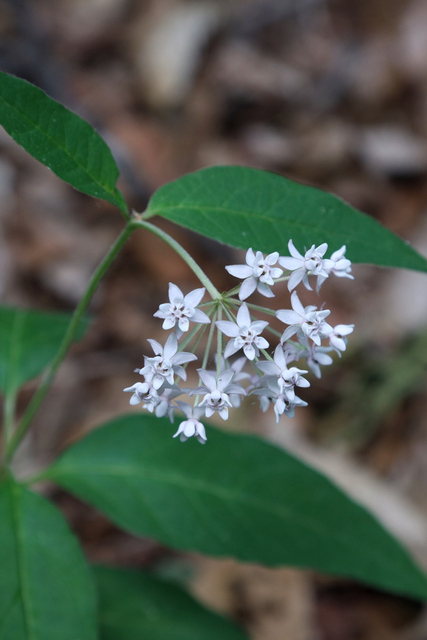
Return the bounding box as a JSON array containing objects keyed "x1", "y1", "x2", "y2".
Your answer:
[{"x1": 124, "y1": 241, "x2": 354, "y2": 444}]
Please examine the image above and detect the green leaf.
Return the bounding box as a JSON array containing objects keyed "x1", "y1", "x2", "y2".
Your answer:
[
  {"x1": 145, "y1": 166, "x2": 427, "y2": 272},
  {"x1": 0, "y1": 306, "x2": 88, "y2": 395},
  {"x1": 0, "y1": 71, "x2": 127, "y2": 214},
  {"x1": 45, "y1": 415, "x2": 427, "y2": 601},
  {"x1": 94, "y1": 566, "x2": 248, "y2": 640},
  {"x1": 0, "y1": 478, "x2": 96, "y2": 640}
]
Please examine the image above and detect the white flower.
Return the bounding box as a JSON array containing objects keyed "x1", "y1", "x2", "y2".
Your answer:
[
  {"x1": 138, "y1": 333, "x2": 197, "y2": 389},
  {"x1": 146, "y1": 385, "x2": 183, "y2": 421},
  {"x1": 329, "y1": 246, "x2": 353, "y2": 279},
  {"x1": 173, "y1": 402, "x2": 207, "y2": 443},
  {"x1": 316, "y1": 246, "x2": 353, "y2": 290},
  {"x1": 123, "y1": 381, "x2": 158, "y2": 406},
  {"x1": 296, "y1": 337, "x2": 334, "y2": 378},
  {"x1": 216, "y1": 303, "x2": 269, "y2": 360},
  {"x1": 190, "y1": 369, "x2": 246, "y2": 420},
  {"x1": 329, "y1": 324, "x2": 354, "y2": 354},
  {"x1": 225, "y1": 248, "x2": 283, "y2": 300},
  {"x1": 279, "y1": 240, "x2": 333, "y2": 292},
  {"x1": 282, "y1": 340, "x2": 304, "y2": 363},
  {"x1": 215, "y1": 355, "x2": 251, "y2": 407},
  {"x1": 306, "y1": 348, "x2": 333, "y2": 378},
  {"x1": 276, "y1": 291, "x2": 333, "y2": 346},
  {"x1": 251, "y1": 377, "x2": 308, "y2": 422},
  {"x1": 153, "y1": 282, "x2": 211, "y2": 333},
  {"x1": 256, "y1": 345, "x2": 310, "y2": 401}
]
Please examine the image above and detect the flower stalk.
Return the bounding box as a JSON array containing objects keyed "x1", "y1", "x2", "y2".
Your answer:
[{"x1": 4, "y1": 223, "x2": 135, "y2": 465}]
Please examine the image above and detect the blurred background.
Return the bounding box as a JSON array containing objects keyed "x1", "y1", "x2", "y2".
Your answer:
[{"x1": 2, "y1": 0, "x2": 427, "y2": 638}]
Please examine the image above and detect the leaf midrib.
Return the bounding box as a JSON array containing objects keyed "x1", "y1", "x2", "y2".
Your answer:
[
  {"x1": 10, "y1": 484, "x2": 36, "y2": 640},
  {"x1": 51, "y1": 463, "x2": 417, "y2": 585}
]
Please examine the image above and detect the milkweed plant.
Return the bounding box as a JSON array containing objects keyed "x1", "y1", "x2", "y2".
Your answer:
[{"x1": 1, "y1": 71, "x2": 427, "y2": 640}]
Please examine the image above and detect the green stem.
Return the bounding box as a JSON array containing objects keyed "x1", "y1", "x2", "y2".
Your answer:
[
  {"x1": 265, "y1": 324, "x2": 283, "y2": 339},
  {"x1": 221, "y1": 302, "x2": 238, "y2": 323},
  {"x1": 260, "y1": 348, "x2": 274, "y2": 361},
  {"x1": 230, "y1": 299, "x2": 277, "y2": 316},
  {"x1": 131, "y1": 220, "x2": 221, "y2": 300},
  {"x1": 201, "y1": 308, "x2": 218, "y2": 371},
  {"x1": 193, "y1": 305, "x2": 218, "y2": 407},
  {"x1": 178, "y1": 303, "x2": 216, "y2": 351},
  {"x1": 4, "y1": 223, "x2": 135, "y2": 465},
  {"x1": 3, "y1": 390, "x2": 17, "y2": 445},
  {"x1": 226, "y1": 284, "x2": 241, "y2": 297},
  {"x1": 216, "y1": 308, "x2": 223, "y2": 376}
]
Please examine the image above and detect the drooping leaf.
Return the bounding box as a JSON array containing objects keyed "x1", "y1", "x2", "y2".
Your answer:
[
  {"x1": 0, "y1": 71, "x2": 127, "y2": 214},
  {"x1": 94, "y1": 566, "x2": 248, "y2": 640},
  {"x1": 0, "y1": 478, "x2": 96, "y2": 640},
  {"x1": 145, "y1": 166, "x2": 427, "y2": 272},
  {"x1": 0, "y1": 306, "x2": 88, "y2": 395},
  {"x1": 45, "y1": 415, "x2": 427, "y2": 601}
]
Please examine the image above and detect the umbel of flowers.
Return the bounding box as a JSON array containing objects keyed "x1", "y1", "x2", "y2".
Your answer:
[{"x1": 124, "y1": 241, "x2": 354, "y2": 443}]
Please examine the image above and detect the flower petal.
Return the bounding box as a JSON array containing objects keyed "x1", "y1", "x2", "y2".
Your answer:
[
  {"x1": 279, "y1": 257, "x2": 302, "y2": 271},
  {"x1": 273, "y1": 344, "x2": 287, "y2": 369},
  {"x1": 173, "y1": 423, "x2": 185, "y2": 438},
  {"x1": 168, "y1": 282, "x2": 183, "y2": 304},
  {"x1": 237, "y1": 302, "x2": 251, "y2": 328},
  {"x1": 153, "y1": 306, "x2": 168, "y2": 318},
  {"x1": 163, "y1": 333, "x2": 178, "y2": 359},
  {"x1": 251, "y1": 320, "x2": 269, "y2": 334},
  {"x1": 287, "y1": 268, "x2": 306, "y2": 291},
  {"x1": 197, "y1": 369, "x2": 217, "y2": 391},
  {"x1": 255, "y1": 336, "x2": 269, "y2": 349},
  {"x1": 335, "y1": 324, "x2": 354, "y2": 336},
  {"x1": 227, "y1": 383, "x2": 246, "y2": 395},
  {"x1": 246, "y1": 248, "x2": 256, "y2": 266},
  {"x1": 315, "y1": 352, "x2": 333, "y2": 365},
  {"x1": 176, "y1": 400, "x2": 193, "y2": 419},
  {"x1": 330, "y1": 335, "x2": 346, "y2": 351},
  {"x1": 330, "y1": 245, "x2": 346, "y2": 261},
  {"x1": 196, "y1": 423, "x2": 207, "y2": 443},
  {"x1": 256, "y1": 361, "x2": 279, "y2": 375},
  {"x1": 225, "y1": 264, "x2": 252, "y2": 279},
  {"x1": 239, "y1": 276, "x2": 257, "y2": 300},
  {"x1": 276, "y1": 309, "x2": 300, "y2": 325},
  {"x1": 173, "y1": 351, "x2": 198, "y2": 365},
  {"x1": 191, "y1": 309, "x2": 211, "y2": 324},
  {"x1": 281, "y1": 326, "x2": 298, "y2": 341},
  {"x1": 218, "y1": 406, "x2": 229, "y2": 420},
  {"x1": 224, "y1": 340, "x2": 241, "y2": 359},
  {"x1": 270, "y1": 267, "x2": 283, "y2": 279},
  {"x1": 217, "y1": 368, "x2": 235, "y2": 390},
  {"x1": 162, "y1": 316, "x2": 176, "y2": 330},
  {"x1": 316, "y1": 243, "x2": 328, "y2": 256},
  {"x1": 173, "y1": 365, "x2": 187, "y2": 381},
  {"x1": 184, "y1": 287, "x2": 205, "y2": 308},
  {"x1": 288, "y1": 239, "x2": 304, "y2": 260},
  {"x1": 257, "y1": 281, "x2": 274, "y2": 298},
  {"x1": 216, "y1": 320, "x2": 240, "y2": 337},
  {"x1": 265, "y1": 251, "x2": 279, "y2": 264},
  {"x1": 243, "y1": 343, "x2": 256, "y2": 360},
  {"x1": 177, "y1": 317, "x2": 188, "y2": 333},
  {"x1": 147, "y1": 338, "x2": 163, "y2": 355},
  {"x1": 290, "y1": 291, "x2": 306, "y2": 316}
]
